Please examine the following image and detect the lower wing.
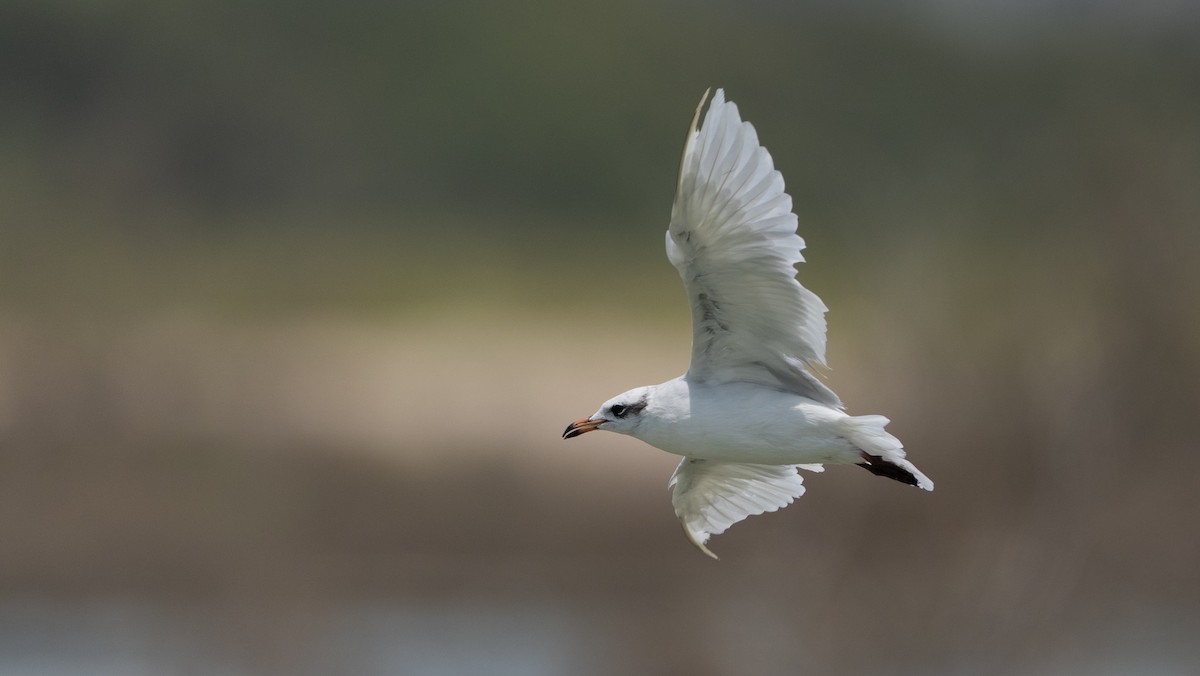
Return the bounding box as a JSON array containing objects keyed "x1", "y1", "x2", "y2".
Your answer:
[{"x1": 669, "y1": 458, "x2": 824, "y2": 558}]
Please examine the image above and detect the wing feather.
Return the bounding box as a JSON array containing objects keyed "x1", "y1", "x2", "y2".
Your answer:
[
  {"x1": 668, "y1": 89, "x2": 841, "y2": 407},
  {"x1": 669, "y1": 458, "x2": 821, "y2": 559}
]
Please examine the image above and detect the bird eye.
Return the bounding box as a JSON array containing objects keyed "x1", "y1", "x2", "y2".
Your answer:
[{"x1": 610, "y1": 404, "x2": 627, "y2": 418}]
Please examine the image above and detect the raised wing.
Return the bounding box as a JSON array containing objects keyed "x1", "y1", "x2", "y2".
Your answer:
[
  {"x1": 667, "y1": 89, "x2": 840, "y2": 407},
  {"x1": 669, "y1": 458, "x2": 823, "y2": 559}
]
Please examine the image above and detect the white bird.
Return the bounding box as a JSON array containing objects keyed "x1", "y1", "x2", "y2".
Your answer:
[{"x1": 563, "y1": 89, "x2": 933, "y2": 558}]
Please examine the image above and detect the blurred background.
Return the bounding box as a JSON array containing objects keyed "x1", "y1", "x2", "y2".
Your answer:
[{"x1": 2, "y1": 1, "x2": 1199, "y2": 673}]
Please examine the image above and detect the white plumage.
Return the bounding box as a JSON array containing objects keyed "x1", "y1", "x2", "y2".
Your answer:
[
  {"x1": 669, "y1": 459, "x2": 822, "y2": 559},
  {"x1": 667, "y1": 89, "x2": 837, "y2": 406},
  {"x1": 564, "y1": 89, "x2": 932, "y2": 558}
]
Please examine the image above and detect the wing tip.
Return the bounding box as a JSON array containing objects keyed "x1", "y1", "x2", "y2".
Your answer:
[
  {"x1": 673, "y1": 88, "x2": 714, "y2": 208},
  {"x1": 694, "y1": 87, "x2": 713, "y2": 133},
  {"x1": 680, "y1": 519, "x2": 720, "y2": 560}
]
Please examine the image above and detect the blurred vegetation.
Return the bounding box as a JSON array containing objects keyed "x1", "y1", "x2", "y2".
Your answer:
[{"x1": 3, "y1": 1, "x2": 1197, "y2": 266}]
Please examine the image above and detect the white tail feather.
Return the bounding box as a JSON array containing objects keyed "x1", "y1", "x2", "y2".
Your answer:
[{"x1": 841, "y1": 415, "x2": 934, "y2": 491}]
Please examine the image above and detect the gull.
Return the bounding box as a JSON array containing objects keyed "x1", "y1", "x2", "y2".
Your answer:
[{"x1": 563, "y1": 89, "x2": 933, "y2": 558}]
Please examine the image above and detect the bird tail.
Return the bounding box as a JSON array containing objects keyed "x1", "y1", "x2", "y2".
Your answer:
[{"x1": 841, "y1": 415, "x2": 934, "y2": 491}]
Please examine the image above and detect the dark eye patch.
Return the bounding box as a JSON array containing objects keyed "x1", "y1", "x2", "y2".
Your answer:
[{"x1": 610, "y1": 396, "x2": 649, "y2": 420}]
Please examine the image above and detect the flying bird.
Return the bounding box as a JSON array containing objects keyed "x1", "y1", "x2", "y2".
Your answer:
[{"x1": 563, "y1": 89, "x2": 933, "y2": 558}]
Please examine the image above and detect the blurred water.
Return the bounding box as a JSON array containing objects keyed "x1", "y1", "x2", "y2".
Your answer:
[
  {"x1": 0, "y1": 599, "x2": 585, "y2": 676},
  {"x1": 2, "y1": 596, "x2": 1198, "y2": 675},
  {"x1": 0, "y1": 600, "x2": 241, "y2": 676}
]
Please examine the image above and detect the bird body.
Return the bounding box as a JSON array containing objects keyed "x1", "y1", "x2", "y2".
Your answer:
[
  {"x1": 563, "y1": 89, "x2": 932, "y2": 558},
  {"x1": 608, "y1": 378, "x2": 858, "y2": 466}
]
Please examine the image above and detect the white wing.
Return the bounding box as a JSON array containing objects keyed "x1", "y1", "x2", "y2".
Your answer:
[
  {"x1": 669, "y1": 458, "x2": 823, "y2": 559},
  {"x1": 667, "y1": 89, "x2": 840, "y2": 407}
]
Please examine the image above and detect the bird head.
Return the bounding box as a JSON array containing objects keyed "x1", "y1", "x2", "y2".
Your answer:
[{"x1": 562, "y1": 387, "x2": 652, "y2": 439}]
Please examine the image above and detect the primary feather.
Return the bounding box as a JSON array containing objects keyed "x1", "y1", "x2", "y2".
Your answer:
[
  {"x1": 667, "y1": 89, "x2": 839, "y2": 407},
  {"x1": 670, "y1": 458, "x2": 823, "y2": 559}
]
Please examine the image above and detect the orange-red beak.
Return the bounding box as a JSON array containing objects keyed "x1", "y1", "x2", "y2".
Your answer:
[{"x1": 562, "y1": 417, "x2": 606, "y2": 439}]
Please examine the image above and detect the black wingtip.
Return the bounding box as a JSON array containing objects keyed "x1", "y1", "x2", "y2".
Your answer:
[{"x1": 857, "y1": 452, "x2": 921, "y2": 487}]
